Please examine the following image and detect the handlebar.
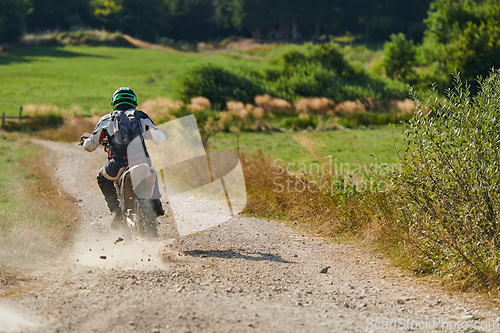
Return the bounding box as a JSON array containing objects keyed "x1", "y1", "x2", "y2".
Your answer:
[{"x1": 79, "y1": 133, "x2": 110, "y2": 153}]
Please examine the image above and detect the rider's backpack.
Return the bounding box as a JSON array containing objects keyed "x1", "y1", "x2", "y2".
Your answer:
[{"x1": 112, "y1": 110, "x2": 141, "y2": 146}]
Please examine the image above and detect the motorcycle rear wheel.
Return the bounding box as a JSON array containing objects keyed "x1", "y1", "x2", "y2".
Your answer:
[{"x1": 135, "y1": 198, "x2": 158, "y2": 239}]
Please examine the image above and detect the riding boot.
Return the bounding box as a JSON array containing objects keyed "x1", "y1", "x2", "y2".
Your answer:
[
  {"x1": 97, "y1": 173, "x2": 120, "y2": 213},
  {"x1": 110, "y1": 209, "x2": 123, "y2": 230}
]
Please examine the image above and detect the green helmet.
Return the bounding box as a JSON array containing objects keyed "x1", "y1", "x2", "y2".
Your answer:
[{"x1": 111, "y1": 87, "x2": 138, "y2": 110}]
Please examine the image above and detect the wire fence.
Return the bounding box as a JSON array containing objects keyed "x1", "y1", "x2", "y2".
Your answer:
[{"x1": 1, "y1": 107, "x2": 30, "y2": 129}]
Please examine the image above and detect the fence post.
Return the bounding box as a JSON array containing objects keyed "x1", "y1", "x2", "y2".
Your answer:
[
  {"x1": 19, "y1": 106, "x2": 23, "y2": 120},
  {"x1": 1, "y1": 112, "x2": 5, "y2": 129}
]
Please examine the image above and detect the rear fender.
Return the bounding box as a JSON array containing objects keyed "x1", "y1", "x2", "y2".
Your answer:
[{"x1": 128, "y1": 164, "x2": 157, "y2": 199}]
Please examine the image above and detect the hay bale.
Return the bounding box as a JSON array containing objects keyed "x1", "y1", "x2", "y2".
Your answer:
[
  {"x1": 255, "y1": 94, "x2": 293, "y2": 113},
  {"x1": 227, "y1": 101, "x2": 248, "y2": 119},
  {"x1": 334, "y1": 100, "x2": 366, "y2": 116},
  {"x1": 294, "y1": 98, "x2": 335, "y2": 115},
  {"x1": 188, "y1": 96, "x2": 211, "y2": 111}
]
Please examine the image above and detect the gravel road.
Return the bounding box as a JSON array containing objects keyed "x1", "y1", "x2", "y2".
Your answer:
[{"x1": 1, "y1": 140, "x2": 499, "y2": 332}]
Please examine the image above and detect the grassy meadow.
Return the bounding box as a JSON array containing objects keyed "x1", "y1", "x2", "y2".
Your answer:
[
  {"x1": 210, "y1": 125, "x2": 401, "y2": 168},
  {"x1": 0, "y1": 46, "x2": 258, "y2": 116}
]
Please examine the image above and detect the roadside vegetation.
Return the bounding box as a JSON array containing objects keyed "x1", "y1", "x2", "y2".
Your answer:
[
  {"x1": 0, "y1": 132, "x2": 78, "y2": 283},
  {"x1": 241, "y1": 71, "x2": 500, "y2": 295}
]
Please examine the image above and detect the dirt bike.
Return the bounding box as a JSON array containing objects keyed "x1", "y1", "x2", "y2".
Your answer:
[{"x1": 80, "y1": 133, "x2": 158, "y2": 240}]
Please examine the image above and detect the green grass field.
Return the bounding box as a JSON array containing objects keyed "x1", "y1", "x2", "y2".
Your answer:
[
  {"x1": 210, "y1": 125, "x2": 402, "y2": 170},
  {"x1": 0, "y1": 46, "x2": 258, "y2": 116}
]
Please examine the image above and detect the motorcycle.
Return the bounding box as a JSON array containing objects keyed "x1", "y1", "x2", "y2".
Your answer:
[{"x1": 80, "y1": 133, "x2": 159, "y2": 240}]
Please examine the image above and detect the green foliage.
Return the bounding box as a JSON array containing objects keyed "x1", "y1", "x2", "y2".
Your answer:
[
  {"x1": 19, "y1": 0, "x2": 433, "y2": 43},
  {"x1": 383, "y1": 33, "x2": 417, "y2": 83},
  {"x1": 419, "y1": 0, "x2": 500, "y2": 92},
  {"x1": 27, "y1": 0, "x2": 93, "y2": 31},
  {"x1": 214, "y1": 0, "x2": 244, "y2": 30},
  {"x1": 0, "y1": 0, "x2": 28, "y2": 44},
  {"x1": 179, "y1": 42, "x2": 406, "y2": 106},
  {"x1": 338, "y1": 111, "x2": 411, "y2": 128},
  {"x1": 452, "y1": 19, "x2": 500, "y2": 90},
  {"x1": 179, "y1": 64, "x2": 266, "y2": 108},
  {"x1": 90, "y1": 0, "x2": 122, "y2": 25},
  {"x1": 263, "y1": 43, "x2": 406, "y2": 102},
  {"x1": 283, "y1": 117, "x2": 317, "y2": 130},
  {"x1": 390, "y1": 72, "x2": 500, "y2": 288}
]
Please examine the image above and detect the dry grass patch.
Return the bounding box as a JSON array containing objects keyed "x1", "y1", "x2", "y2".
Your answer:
[
  {"x1": 0, "y1": 133, "x2": 78, "y2": 280},
  {"x1": 240, "y1": 153, "x2": 388, "y2": 237}
]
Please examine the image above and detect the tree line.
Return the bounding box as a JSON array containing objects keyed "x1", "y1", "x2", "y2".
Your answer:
[{"x1": 2, "y1": 0, "x2": 431, "y2": 44}]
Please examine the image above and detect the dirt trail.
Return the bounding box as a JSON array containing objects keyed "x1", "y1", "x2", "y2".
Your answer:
[{"x1": 1, "y1": 140, "x2": 500, "y2": 332}]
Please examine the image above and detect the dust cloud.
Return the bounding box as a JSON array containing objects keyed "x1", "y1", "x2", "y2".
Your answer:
[
  {"x1": 0, "y1": 303, "x2": 40, "y2": 332},
  {"x1": 71, "y1": 230, "x2": 182, "y2": 270}
]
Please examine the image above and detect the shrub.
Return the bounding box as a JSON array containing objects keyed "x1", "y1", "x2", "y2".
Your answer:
[
  {"x1": 283, "y1": 117, "x2": 317, "y2": 130},
  {"x1": 179, "y1": 64, "x2": 267, "y2": 109},
  {"x1": 262, "y1": 42, "x2": 406, "y2": 103},
  {"x1": 389, "y1": 72, "x2": 500, "y2": 290},
  {"x1": 383, "y1": 33, "x2": 417, "y2": 83},
  {"x1": 419, "y1": 0, "x2": 500, "y2": 93}
]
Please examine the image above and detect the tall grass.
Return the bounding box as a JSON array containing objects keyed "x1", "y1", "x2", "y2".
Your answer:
[{"x1": 240, "y1": 150, "x2": 389, "y2": 237}]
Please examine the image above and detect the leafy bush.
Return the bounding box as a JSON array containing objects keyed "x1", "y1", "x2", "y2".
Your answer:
[
  {"x1": 178, "y1": 42, "x2": 406, "y2": 113},
  {"x1": 419, "y1": 0, "x2": 500, "y2": 93},
  {"x1": 383, "y1": 33, "x2": 417, "y2": 83},
  {"x1": 263, "y1": 42, "x2": 406, "y2": 103},
  {"x1": 389, "y1": 72, "x2": 500, "y2": 289},
  {"x1": 179, "y1": 64, "x2": 267, "y2": 109}
]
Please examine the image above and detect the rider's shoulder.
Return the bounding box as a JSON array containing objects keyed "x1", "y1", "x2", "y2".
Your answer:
[
  {"x1": 98, "y1": 113, "x2": 114, "y2": 123},
  {"x1": 135, "y1": 110, "x2": 151, "y2": 120}
]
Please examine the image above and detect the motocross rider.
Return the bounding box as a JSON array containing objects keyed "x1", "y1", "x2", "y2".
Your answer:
[{"x1": 80, "y1": 87, "x2": 166, "y2": 228}]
